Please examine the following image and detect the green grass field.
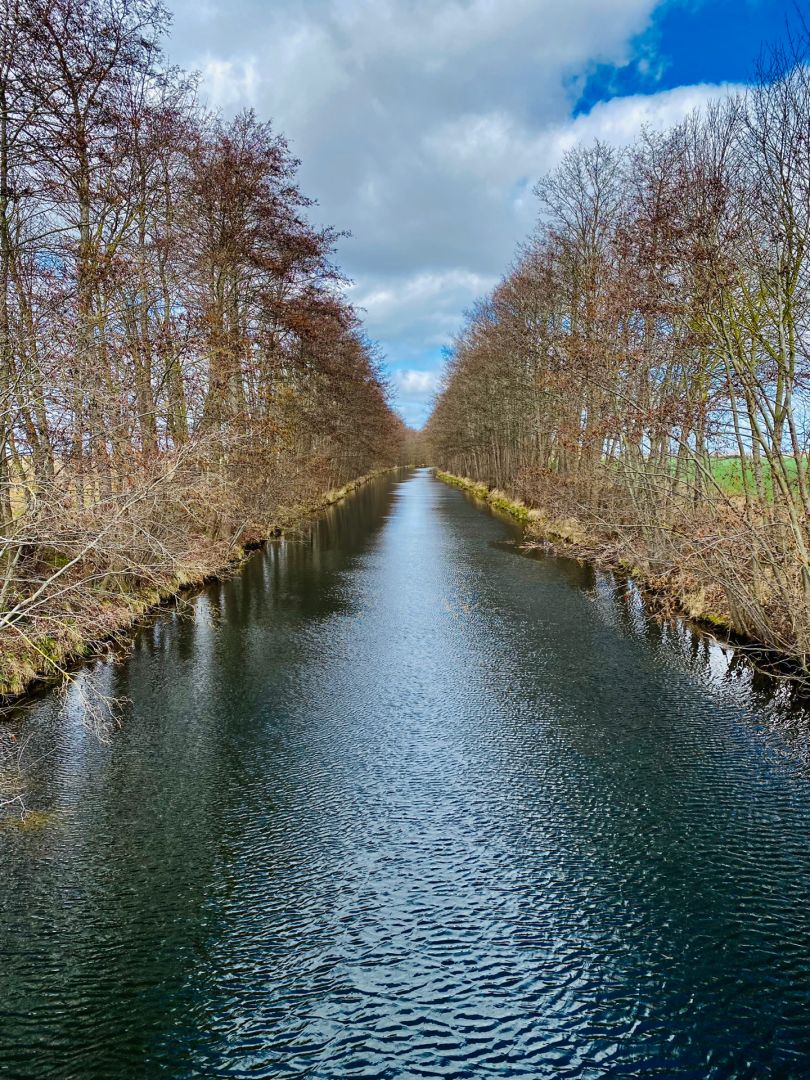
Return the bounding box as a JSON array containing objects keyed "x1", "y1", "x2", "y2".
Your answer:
[{"x1": 709, "y1": 455, "x2": 805, "y2": 499}]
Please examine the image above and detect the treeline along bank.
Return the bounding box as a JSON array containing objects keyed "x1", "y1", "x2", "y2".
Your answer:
[
  {"x1": 427, "y1": 31, "x2": 810, "y2": 675},
  {"x1": 0, "y1": 0, "x2": 405, "y2": 696}
]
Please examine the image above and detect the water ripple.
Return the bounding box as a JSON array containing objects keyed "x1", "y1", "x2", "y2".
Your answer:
[{"x1": 2, "y1": 470, "x2": 810, "y2": 1078}]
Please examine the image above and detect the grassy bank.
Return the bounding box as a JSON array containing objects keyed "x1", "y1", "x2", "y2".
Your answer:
[
  {"x1": 0, "y1": 469, "x2": 392, "y2": 705},
  {"x1": 435, "y1": 471, "x2": 531, "y2": 522}
]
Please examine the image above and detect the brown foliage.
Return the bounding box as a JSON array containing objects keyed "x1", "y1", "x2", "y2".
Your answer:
[{"x1": 0, "y1": 0, "x2": 404, "y2": 703}]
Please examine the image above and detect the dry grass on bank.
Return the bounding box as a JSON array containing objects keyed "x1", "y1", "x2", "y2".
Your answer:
[
  {"x1": 0, "y1": 454, "x2": 388, "y2": 704},
  {"x1": 437, "y1": 469, "x2": 810, "y2": 678}
]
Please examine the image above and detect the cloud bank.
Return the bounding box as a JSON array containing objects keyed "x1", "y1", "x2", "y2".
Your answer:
[{"x1": 165, "y1": 0, "x2": 736, "y2": 424}]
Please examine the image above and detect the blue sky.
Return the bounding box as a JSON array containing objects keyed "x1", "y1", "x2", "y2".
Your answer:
[
  {"x1": 576, "y1": 0, "x2": 799, "y2": 112},
  {"x1": 163, "y1": 0, "x2": 806, "y2": 427}
]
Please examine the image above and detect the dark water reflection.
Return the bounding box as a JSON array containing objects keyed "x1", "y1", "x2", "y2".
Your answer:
[{"x1": 2, "y1": 468, "x2": 810, "y2": 1078}]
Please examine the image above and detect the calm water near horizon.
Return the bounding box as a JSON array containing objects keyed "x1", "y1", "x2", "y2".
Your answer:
[{"x1": 2, "y1": 467, "x2": 810, "y2": 1078}]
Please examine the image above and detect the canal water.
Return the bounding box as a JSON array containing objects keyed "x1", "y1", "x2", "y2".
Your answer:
[{"x1": 2, "y1": 468, "x2": 810, "y2": 1078}]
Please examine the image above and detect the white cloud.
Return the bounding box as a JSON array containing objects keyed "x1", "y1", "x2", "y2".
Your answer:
[
  {"x1": 165, "y1": 0, "x2": 663, "y2": 267},
  {"x1": 430, "y1": 82, "x2": 739, "y2": 212},
  {"x1": 199, "y1": 55, "x2": 261, "y2": 107},
  {"x1": 161, "y1": 0, "x2": 742, "y2": 424},
  {"x1": 392, "y1": 369, "x2": 441, "y2": 399},
  {"x1": 389, "y1": 368, "x2": 443, "y2": 427},
  {"x1": 353, "y1": 269, "x2": 494, "y2": 334},
  {"x1": 346, "y1": 267, "x2": 497, "y2": 370},
  {"x1": 552, "y1": 81, "x2": 739, "y2": 147}
]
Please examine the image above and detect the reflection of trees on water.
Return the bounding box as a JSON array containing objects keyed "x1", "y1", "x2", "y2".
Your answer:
[
  {"x1": 0, "y1": 475, "x2": 403, "y2": 822},
  {"x1": 587, "y1": 566, "x2": 810, "y2": 766}
]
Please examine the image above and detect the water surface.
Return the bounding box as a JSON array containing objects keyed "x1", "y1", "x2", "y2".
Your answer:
[{"x1": 2, "y1": 468, "x2": 810, "y2": 1078}]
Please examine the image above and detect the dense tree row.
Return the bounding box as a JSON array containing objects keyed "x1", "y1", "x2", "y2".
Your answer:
[
  {"x1": 427, "y1": 36, "x2": 810, "y2": 668},
  {"x1": 0, "y1": 0, "x2": 403, "y2": 693}
]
